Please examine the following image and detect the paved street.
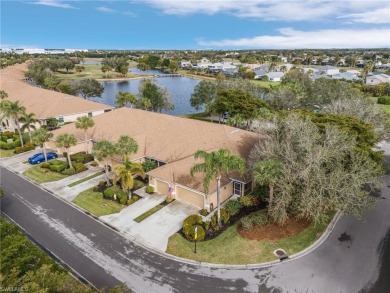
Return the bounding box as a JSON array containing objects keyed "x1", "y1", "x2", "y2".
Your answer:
[{"x1": 1, "y1": 150, "x2": 390, "y2": 292}]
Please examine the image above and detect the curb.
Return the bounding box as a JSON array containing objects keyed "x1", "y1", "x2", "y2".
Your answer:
[{"x1": 1, "y1": 163, "x2": 342, "y2": 270}]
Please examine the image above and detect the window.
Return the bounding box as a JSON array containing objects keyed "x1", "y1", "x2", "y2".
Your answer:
[
  {"x1": 58, "y1": 117, "x2": 64, "y2": 123},
  {"x1": 244, "y1": 181, "x2": 252, "y2": 195},
  {"x1": 88, "y1": 112, "x2": 92, "y2": 117},
  {"x1": 233, "y1": 181, "x2": 242, "y2": 196}
]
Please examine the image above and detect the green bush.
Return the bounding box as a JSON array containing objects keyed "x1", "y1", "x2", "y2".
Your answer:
[
  {"x1": 50, "y1": 159, "x2": 65, "y2": 166},
  {"x1": 127, "y1": 199, "x2": 135, "y2": 205},
  {"x1": 90, "y1": 161, "x2": 98, "y2": 167},
  {"x1": 182, "y1": 214, "x2": 203, "y2": 238},
  {"x1": 0, "y1": 141, "x2": 14, "y2": 150},
  {"x1": 239, "y1": 195, "x2": 256, "y2": 207},
  {"x1": 75, "y1": 156, "x2": 84, "y2": 163},
  {"x1": 377, "y1": 96, "x2": 390, "y2": 105},
  {"x1": 61, "y1": 168, "x2": 76, "y2": 175},
  {"x1": 14, "y1": 142, "x2": 35, "y2": 154},
  {"x1": 69, "y1": 152, "x2": 94, "y2": 164},
  {"x1": 41, "y1": 162, "x2": 50, "y2": 169},
  {"x1": 133, "y1": 179, "x2": 145, "y2": 190},
  {"x1": 49, "y1": 163, "x2": 67, "y2": 173},
  {"x1": 184, "y1": 225, "x2": 205, "y2": 241},
  {"x1": 240, "y1": 210, "x2": 269, "y2": 231},
  {"x1": 220, "y1": 208, "x2": 230, "y2": 224},
  {"x1": 1, "y1": 131, "x2": 15, "y2": 140},
  {"x1": 119, "y1": 196, "x2": 127, "y2": 205},
  {"x1": 142, "y1": 159, "x2": 157, "y2": 172},
  {"x1": 211, "y1": 213, "x2": 219, "y2": 231},
  {"x1": 145, "y1": 186, "x2": 154, "y2": 194},
  {"x1": 204, "y1": 220, "x2": 211, "y2": 231},
  {"x1": 132, "y1": 195, "x2": 139, "y2": 201},
  {"x1": 165, "y1": 195, "x2": 174, "y2": 203},
  {"x1": 103, "y1": 186, "x2": 127, "y2": 201},
  {"x1": 225, "y1": 199, "x2": 242, "y2": 216},
  {"x1": 240, "y1": 217, "x2": 253, "y2": 231},
  {"x1": 73, "y1": 162, "x2": 87, "y2": 173},
  {"x1": 199, "y1": 208, "x2": 208, "y2": 216}
]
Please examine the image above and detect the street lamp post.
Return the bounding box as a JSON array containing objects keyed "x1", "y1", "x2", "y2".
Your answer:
[{"x1": 194, "y1": 226, "x2": 198, "y2": 254}]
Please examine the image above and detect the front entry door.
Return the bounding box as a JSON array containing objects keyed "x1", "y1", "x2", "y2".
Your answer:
[{"x1": 233, "y1": 181, "x2": 242, "y2": 196}]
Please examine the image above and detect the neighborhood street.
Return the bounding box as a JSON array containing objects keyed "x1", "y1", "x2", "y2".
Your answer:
[{"x1": 1, "y1": 153, "x2": 390, "y2": 292}]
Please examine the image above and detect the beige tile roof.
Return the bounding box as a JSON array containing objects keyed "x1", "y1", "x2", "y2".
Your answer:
[
  {"x1": 0, "y1": 64, "x2": 112, "y2": 119},
  {"x1": 51, "y1": 102, "x2": 261, "y2": 194}
]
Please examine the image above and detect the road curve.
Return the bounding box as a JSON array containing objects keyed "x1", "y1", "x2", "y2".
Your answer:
[{"x1": 1, "y1": 151, "x2": 390, "y2": 293}]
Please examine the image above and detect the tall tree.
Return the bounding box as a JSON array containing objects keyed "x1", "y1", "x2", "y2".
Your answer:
[
  {"x1": 139, "y1": 79, "x2": 174, "y2": 113},
  {"x1": 190, "y1": 80, "x2": 218, "y2": 112},
  {"x1": 115, "y1": 92, "x2": 137, "y2": 108},
  {"x1": 101, "y1": 64, "x2": 112, "y2": 78},
  {"x1": 253, "y1": 158, "x2": 284, "y2": 210},
  {"x1": 2, "y1": 101, "x2": 26, "y2": 147},
  {"x1": 70, "y1": 79, "x2": 104, "y2": 99},
  {"x1": 32, "y1": 128, "x2": 53, "y2": 163},
  {"x1": 75, "y1": 116, "x2": 95, "y2": 154},
  {"x1": 19, "y1": 112, "x2": 41, "y2": 142},
  {"x1": 190, "y1": 148, "x2": 245, "y2": 225},
  {"x1": 113, "y1": 160, "x2": 145, "y2": 194},
  {"x1": 115, "y1": 135, "x2": 138, "y2": 161},
  {"x1": 93, "y1": 140, "x2": 115, "y2": 186},
  {"x1": 55, "y1": 133, "x2": 78, "y2": 169}
]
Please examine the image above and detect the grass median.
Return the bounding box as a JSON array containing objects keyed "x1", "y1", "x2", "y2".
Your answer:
[
  {"x1": 0, "y1": 149, "x2": 15, "y2": 158},
  {"x1": 72, "y1": 187, "x2": 125, "y2": 217},
  {"x1": 166, "y1": 215, "x2": 332, "y2": 264},
  {"x1": 23, "y1": 164, "x2": 68, "y2": 183}
]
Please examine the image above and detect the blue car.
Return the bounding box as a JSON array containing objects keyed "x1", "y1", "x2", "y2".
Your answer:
[{"x1": 28, "y1": 152, "x2": 58, "y2": 164}]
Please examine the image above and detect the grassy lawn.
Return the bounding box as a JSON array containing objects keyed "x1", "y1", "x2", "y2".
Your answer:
[
  {"x1": 166, "y1": 217, "x2": 332, "y2": 264},
  {"x1": 23, "y1": 164, "x2": 68, "y2": 183},
  {"x1": 55, "y1": 61, "x2": 139, "y2": 80},
  {"x1": 134, "y1": 204, "x2": 164, "y2": 223},
  {"x1": 0, "y1": 149, "x2": 15, "y2": 158},
  {"x1": 72, "y1": 187, "x2": 125, "y2": 217},
  {"x1": 67, "y1": 171, "x2": 103, "y2": 187},
  {"x1": 250, "y1": 79, "x2": 280, "y2": 89}
]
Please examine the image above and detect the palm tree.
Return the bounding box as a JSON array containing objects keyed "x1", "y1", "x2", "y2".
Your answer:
[
  {"x1": 19, "y1": 112, "x2": 41, "y2": 142},
  {"x1": 190, "y1": 148, "x2": 245, "y2": 225},
  {"x1": 93, "y1": 140, "x2": 115, "y2": 186},
  {"x1": 2, "y1": 101, "x2": 26, "y2": 147},
  {"x1": 363, "y1": 61, "x2": 374, "y2": 84},
  {"x1": 253, "y1": 158, "x2": 284, "y2": 210},
  {"x1": 32, "y1": 128, "x2": 53, "y2": 162},
  {"x1": 115, "y1": 92, "x2": 137, "y2": 108},
  {"x1": 0, "y1": 90, "x2": 8, "y2": 101},
  {"x1": 115, "y1": 135, "x2": 138, "y2": 161},
  {"x1": 55, "y1": 133, "x2": 78, "y2": 169},
  {"x1": 113, "y1": 160, "x2": 145, "y2": 195},
  {"x1": 75, "y1": 116, "x2": 95, "y2": 154}
]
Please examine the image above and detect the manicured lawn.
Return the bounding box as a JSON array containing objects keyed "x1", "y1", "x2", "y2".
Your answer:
[
  {"x1": 250, "y1": 79, "x2": 280, "y2": 88},
  {"x1": 166, "y1": 216, "x2": 332, "y2": 264},
  {"x1": 72, "y1": 187, "x2": 125, "y2": 217},
  {"x1": 0, "y1": 149, "x2": 15, "y2": 158},
  {"x1": 67, "y1": 171, "x2": 104, "y2": 187},
  {"x1": 23, "y1": 164, "x2": 68, "y2": 183},
  {"x1": 134, "y1": 204, "x2": 164, "y2": 223}
]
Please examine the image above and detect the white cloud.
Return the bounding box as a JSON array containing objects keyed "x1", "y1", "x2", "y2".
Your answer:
[
  {"x1": 197, "y1": 28, "x2": 390, "y2": 49},
  {"x1": 32, "y1": 0, "x2": 77, "y2": 9},
  {"x1": 339, "y1": 8, "x2": 390, "y2": 24},
  {"x1": 141, "y1": 0, "x2": 389, "y2": 23},
  {"x1": 96, "y1": 6, "x2": 117, "y2": 13}
]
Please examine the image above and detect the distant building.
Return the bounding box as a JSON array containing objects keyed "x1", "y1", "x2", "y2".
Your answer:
[{"x1": 365, "y1": 73, "x2": 390, "y2": 86}]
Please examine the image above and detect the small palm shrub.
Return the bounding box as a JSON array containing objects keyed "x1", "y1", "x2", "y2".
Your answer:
[
  {"x1": 225, "y1": 199, "x2": 242, "y2": 215},
  {"x1": 145, "y1": 186, "x2": 154, "y2": 194}
]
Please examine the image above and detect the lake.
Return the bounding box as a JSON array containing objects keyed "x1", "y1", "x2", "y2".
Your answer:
[{"x1": 90, "y1": 68, "x2": 201, "y2": 115}]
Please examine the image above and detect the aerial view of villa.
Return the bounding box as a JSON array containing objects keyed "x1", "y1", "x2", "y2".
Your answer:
[{"x1": 0, "y1": 1, "x2": 389, "y2": 293}]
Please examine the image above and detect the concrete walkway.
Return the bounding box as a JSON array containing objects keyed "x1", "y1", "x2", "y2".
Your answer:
[
  {"x1": 0, "y1": 149, "x2": 53, "y2": 173},
  {"x1": 100, "y1": 197, "x2": 198, "y2": 251},
  {"x1": 41, "y1": 165, "x2": 104, "y2": 201}
]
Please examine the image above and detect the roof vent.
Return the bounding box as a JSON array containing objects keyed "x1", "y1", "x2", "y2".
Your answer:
[{"x1": 230, "y1": 129, "x2": 240, "y2": 134}]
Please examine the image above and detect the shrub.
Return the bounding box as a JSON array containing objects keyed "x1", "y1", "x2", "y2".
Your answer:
[
  {"x1": 225, "y1": 199, "x2": 242, "y2": 216},
  {"x1": 199, "y1": 209, "x2": 208, "y2": 216},
  {"x1": 204, "y1": 220, "x2": 211, "y2": 232},
  {"x1": 73, "y1": 162, "x2": 87, "y2": 173},
  {"x1": 127, "y1": 199, "x2": 135, "y2": 205},
  {"x1": 90, "y1": 161, "x2": 98, "y2": 167},
  {"x1": 145, "y1": 186, "x2": 154, "y2": 194},
  {"x1": 239, "y1": 195, "x2": 256, "y2": 207},
  {"x1": 220, "y1": 208, "x2": 230, "y2": 224},
  {"x1": 142, "y1": 159, "x2": 157, "y2": 172},
  {"x1": 240, "y1": 217, "x2": 253, "y2": 231},
  {"x1": 75, "y1": 156, "x2": 84, "y2": 163},
  {"x1": 132, "y1": 179, "x2": 145, "y2": 190},
  {"x1": 84, "y1": 154, "x2": 94, "y2": 163},
  {"x1": 49, "y1": 163, "x2": 67, "y2": 173},
  {"x1": 165, "y1": 195, "x2": 174, "y2": 203},
  {"x1": 50, "y1": 159, "x2": 65, "y2": 166},
  {"x1": 61, "y1": 168, "x2": 76, "y2": 175},
  {"x1": 132, "y1": 195, "x2": 139, "y2": 201},
  {"x1": 210, "y1": 213, "x2": 219, "y2": 231},
  {"x1": 377, "y1": 96, "x2": 390, "y2": 105},
  {"x1": 70, "y1": 152, "x2": 94, "y2": 163},
  {"x1": 41, "y1": 162, "x2": 50, "y2": 168},
  {"x1": 185, "y1": 225, "x2": 205, "y2": 241},
  {"x1": 182, "y1": 214, "x2": 203, "y2": 238},
  {"x1": 104, "y1": 186, "x2": 127, "y2": 201},
  {"x1": 93, "y1": 180, "x2": 106, "y2": 192},
  {"x1": 1, "y1": 131, "x2": 15, "y2": 140},
  {"x1": 14, "y1": 142, "x2": 35, "y2": 154},
  {"x1": 0, "y1": 141, "x2": 14, "y2": 150},
  {"x1": 119, "y1": 196, "x2": 127, "y2": 205}
]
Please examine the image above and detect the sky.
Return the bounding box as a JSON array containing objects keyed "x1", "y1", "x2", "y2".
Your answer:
[{"x1": 1, "y1": 0, "x2": 390, "y2": 49}]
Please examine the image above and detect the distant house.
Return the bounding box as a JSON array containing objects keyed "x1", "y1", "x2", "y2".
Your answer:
[
  {"x1": 48, "y1": 108, "x2": 260, "y2": 211},
  {"x1": 266, "y1": 72, "x2": 285, "y2": 82},
  {"x1": 318, "y1": 65, "x2": 339, "y2": 76},
  {"x1": 365, "y1": 73, "x2": 390, "y2": 86},
  {"x1": 0, "y1": 64, "x2": 112, "y2": 132},
  {"x1": 331, "y1": 72, "x2": 361, "y2": 81},
  {"x1": 180, "y1": 61, "x2": 192, "y2": 68},
  {"x1": 254, "y1": 65, "x2": 270, "y2": 79}
]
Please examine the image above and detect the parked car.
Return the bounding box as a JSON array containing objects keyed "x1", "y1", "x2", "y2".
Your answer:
[{"x1": 28, "y1": 152, "x2": 58, "y2": 164}]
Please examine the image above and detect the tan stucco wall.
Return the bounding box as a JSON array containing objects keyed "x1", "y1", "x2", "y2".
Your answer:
[
  {"x1": 176, "y1": 186, "x2": 204, "y2": 209},
  {"x1": 208, "y1": 181, "x2": 233, "y2": 211},
  {"x1": 155, "y1": 179, "x2": 169, "y2": 195}
]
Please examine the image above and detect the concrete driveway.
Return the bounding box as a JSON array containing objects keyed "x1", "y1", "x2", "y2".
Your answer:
[
  {"x1": 0, "y1": 149, "x2": 46, "y2": 173},
  {"x1": 100, "y1": 197, "x2": 198, "y2": 251}
]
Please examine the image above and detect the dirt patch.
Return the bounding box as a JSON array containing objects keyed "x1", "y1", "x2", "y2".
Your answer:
[{"x1": 237, "y1": 217, "x2": 312, "y2": 241}]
